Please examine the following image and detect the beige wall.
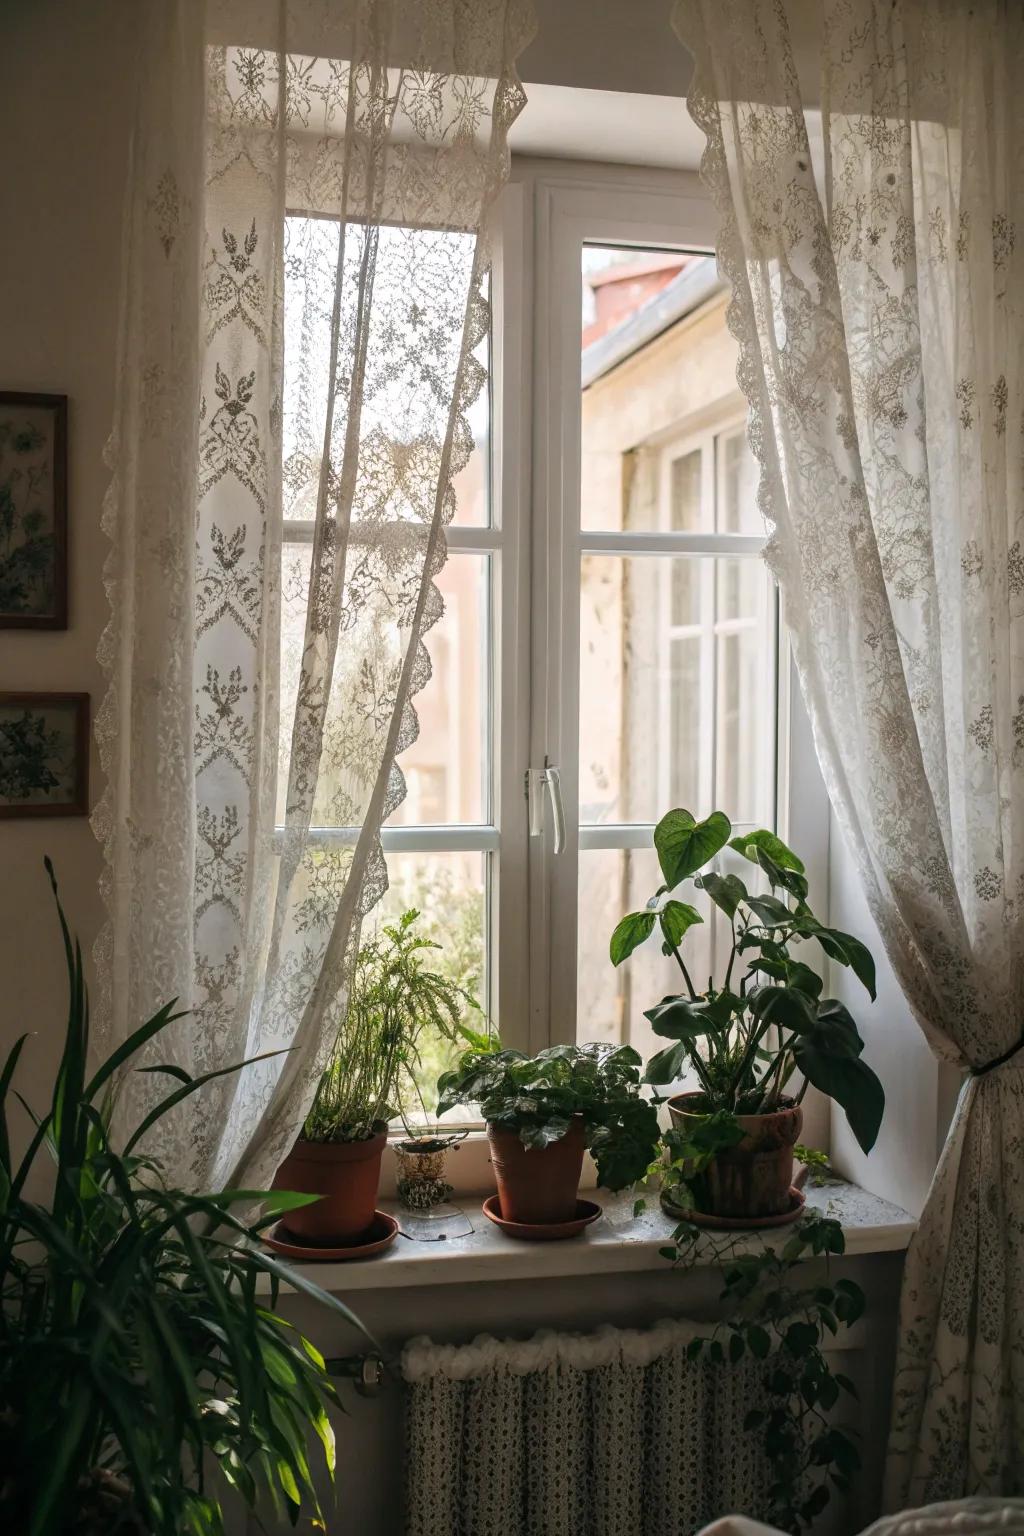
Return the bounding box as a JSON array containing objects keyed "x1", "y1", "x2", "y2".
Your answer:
[{"x1": 0, "y1": 2, "x2": 139, "y2": 1117}]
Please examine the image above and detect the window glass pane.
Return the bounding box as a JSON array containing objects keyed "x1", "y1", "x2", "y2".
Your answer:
[
  {"x1": 668, "y1": 635, "x2": 702, "y2": 810},
  {"x1": 577, "y1": 847, "x2": 712, "y2": 1060},
  {"x1": 282, "y1": 217, "x2": 490, "y2": 527},
  {"x1": 279, "y1": 549, "x2": 488, "y2": 827},
  {"x1": 579, "y1": 554, "x2": 775, "y2": 827},
  {"x1": 670, "y1": 558, "x2": 700, "y2": 627},
  {"x1": 714, "y1": 561, "x2": 773, "y2": 823},
  {"x1": 388, "y1": 554, "x2": 488, "y2": 826},
  {"x1": 669, "y1": 449, "x2": 705, "y2": 531},
  {"x1": 373, "y1": 851, "x2": 489, "y2": 1115},
  {"x1": 717, "y1": 428, "x2": 760, "y2": 534},
  {"x1": 580, "y1": 244, "x2": 717, "y2": 531}
]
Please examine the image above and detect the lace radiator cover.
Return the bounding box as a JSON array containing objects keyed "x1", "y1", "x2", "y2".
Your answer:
[{"x1": 401, "y1": 1319, "x2": 772, "y2": 1536}]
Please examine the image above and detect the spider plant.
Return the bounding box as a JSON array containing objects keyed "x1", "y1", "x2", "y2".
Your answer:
[{"x1": 0, "y1": 860, "x2": 373, "y2": 1536}]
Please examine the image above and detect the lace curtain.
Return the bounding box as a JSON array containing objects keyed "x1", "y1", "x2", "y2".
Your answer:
[
  {"x1": 674, "y1": 0, "x2": 1024, "y2": 1506},
  {"x1": 93, "y1": 0, "x2": 532, "y2": 1192}
]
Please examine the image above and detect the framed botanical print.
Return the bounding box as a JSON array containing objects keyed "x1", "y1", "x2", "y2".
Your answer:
[
  {"x1": 0, "y1": 391, "x2": 68, "y2": 628},
  {"x1": 0, "y1": 692, "x2": 89, "y2": 818}
]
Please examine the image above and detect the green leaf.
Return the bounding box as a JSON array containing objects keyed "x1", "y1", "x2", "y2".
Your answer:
[
  {"x1": 609, "y1": 910, "x2": 656, "y2": 965},
  {"x1": 643, "y1": 995, "x2": 718, "y2": 1042},
  {"x1": 658, "y1": 900, "x2": 704, "y2": 949},
  {"x1": 801, "y1": 1485, "x2": 831, "y2": 1521},
  {"x1": 749, "y1": 956, "x2": 824, "y2": 1005},
  {"x1": 791, "y1": 1037, "x2": 885, "y2": 1153},
  {"x1": 83, "y1": 998, "x2": 191, "y2": 1102},
  {"x1": 745, "y1": 894, "x2": 795, "y2": 928},
  {"x1": 0, "y1": 1032, "x2": 28, "y2": 1178},
  {"x1": 654, "y1": 808, "x2": 731, "y2": 887},
  {"x1": 797, "y1": 920, "x2": 877, "y2": 1000},
  {"x1": 748, "y1": 985, "x2": 818, "y2": 1034},
  {"x1": 812, "y1": 999, "x2": 865, "y2": 1056},
  {"x1": 696, "y1": 871, "x2": 747, "y2": 919},
  {"x1": 643, "y1": 1042, "x2": 688, "y2": 1085},
  {"x1": 753, "y1": 848, "x2": 810, "y2": 901},
  {"x1": 729, "y1": 829, "x2": 805, "y2": 874},
  {"x1": 123, "y1": 1049, "x2": 291, "y2": 1155},
  {"x1": 748, "y1": 1324, "x2": 772, "y2": 1359},
  {"x1": 784, "y1": 1321, "x2": 819, "y2": 1357},
  {"x1": 676, "y1": 1109, "x2": 745, "y2": 1159}
]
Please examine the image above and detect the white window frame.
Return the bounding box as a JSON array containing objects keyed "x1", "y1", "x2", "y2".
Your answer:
[
  {"x1": 289, "y1": 162, "x2": 830, "y2": 1075},
  {"x1": 517, "y1": 163, "x2": 829, "y2": 1051}
]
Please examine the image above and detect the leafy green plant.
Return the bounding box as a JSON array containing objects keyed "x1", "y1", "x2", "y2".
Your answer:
[
  {"x1": 794, "y1": 1145, "x2": 837, "y2": 1188},
  {"x1": 0, "y1": 861, "x2": 373, "y2": 1536},
  {"x1": 436, "y1": 1042, "x2": 661, "y2": 1190},
  {"x1": 610, "y1": 809, "x2": 883, "y2": 1154},
  {"x1": 660, "y1": 1212, "x2": 864, "y2": 1534},
  {"x1": 303, "y1": 909, "x2": 481, "y2": 1144}
]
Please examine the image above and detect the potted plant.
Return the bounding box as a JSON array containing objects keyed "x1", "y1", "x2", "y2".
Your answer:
[
  {"x1": 274, "y1": 910, "x2": 477, "y2": 1242},
  {"x1": 436, "y1": 1041, "x2": 661, "y2": 1226},
  {"x1": 0, "y1": 861, "x2": 372, "y2": 1536},
  {"x1": 610, "y1": 809, "x2": 883, "y2": 1220}
]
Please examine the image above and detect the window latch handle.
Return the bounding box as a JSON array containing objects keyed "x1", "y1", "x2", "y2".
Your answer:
[{"x1": 526, "y1": 760, "x2": 566, "y2": 855}]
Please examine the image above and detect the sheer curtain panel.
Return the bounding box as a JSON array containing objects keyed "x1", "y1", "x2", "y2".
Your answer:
[
  {"x1": 94, "y1": 0, "x2": 532, "y2": 1192},
  {"x1": 674, "y1": 0, "x2": 1024, "y2": 1505}
]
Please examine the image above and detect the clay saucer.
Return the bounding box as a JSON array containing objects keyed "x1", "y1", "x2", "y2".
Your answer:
[
  {"x1": 264, "y1": 1210, "x2": 399, "y2": 1261},
  {"x1": 660, "y1": 1185, "x2": 806, "y2": 1231},
  {"x1": 481, "y1": 1193, "x2": 602, "y2": 1241}
]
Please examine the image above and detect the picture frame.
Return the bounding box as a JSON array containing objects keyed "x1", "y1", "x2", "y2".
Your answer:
[
  {"x1": 0, "y1": 692, "x2": 89, "y2": 818},
  {"x1": 0, "y1": 391, "x2": 68, "y2": 629}
]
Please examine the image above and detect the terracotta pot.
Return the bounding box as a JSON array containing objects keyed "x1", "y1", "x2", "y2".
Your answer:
[
  {"x1": 487, "y1": 1118, "x2": 587, "y2": 1225},
  {"x1": 667, "y1": 1094, "x2": 802, "y2": 1218},
  {"x1": 272, "y1": 1129, "x2": 387, "y2": 1243}
]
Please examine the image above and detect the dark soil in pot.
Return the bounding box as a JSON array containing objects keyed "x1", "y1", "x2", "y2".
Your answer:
[
  {"x1": 272, "y1": 1126, "x2": 387, "y2": 1243},
  {"x1": 667, "y1": 1093, "x2": 802, "y2": 1217},
  {"x1": 487, "y1": 1118, "x2": 587, "y2": 1224}
]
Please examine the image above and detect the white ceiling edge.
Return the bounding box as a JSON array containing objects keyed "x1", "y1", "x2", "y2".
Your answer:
[{"x1": 509, "y1": 84, "x2": 706, "y2": 172}]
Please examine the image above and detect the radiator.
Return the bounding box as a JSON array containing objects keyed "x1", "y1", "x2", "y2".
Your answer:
[{"x1": 402, "y1": 1319, "x2": 772, "y2": 1536}]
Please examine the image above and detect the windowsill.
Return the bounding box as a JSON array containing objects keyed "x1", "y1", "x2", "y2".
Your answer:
[{"x1": 260, "y1": 1177, "x2": 915, "y2": 1296}]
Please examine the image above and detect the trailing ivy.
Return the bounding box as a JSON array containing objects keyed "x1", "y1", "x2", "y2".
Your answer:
[{"x1": 660, "y1": 1212, "x2": 864, "y2": 1534}]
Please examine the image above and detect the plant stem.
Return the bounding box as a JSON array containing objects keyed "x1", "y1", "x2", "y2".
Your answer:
[
  {"x1": 723, "y1": 923, "x2": 737, "y2": 993},
  {"x1": 667, "y1": 940, "x2": 698, "y2": 1002},
  {"x1": 730, "y1": 1008, "x2": 780, "y2": 1110}
]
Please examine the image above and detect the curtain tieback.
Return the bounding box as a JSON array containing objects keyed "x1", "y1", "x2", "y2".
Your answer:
[{"x1": 971, "y1": 1031, "x2": 1024, "y2": 1077}]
